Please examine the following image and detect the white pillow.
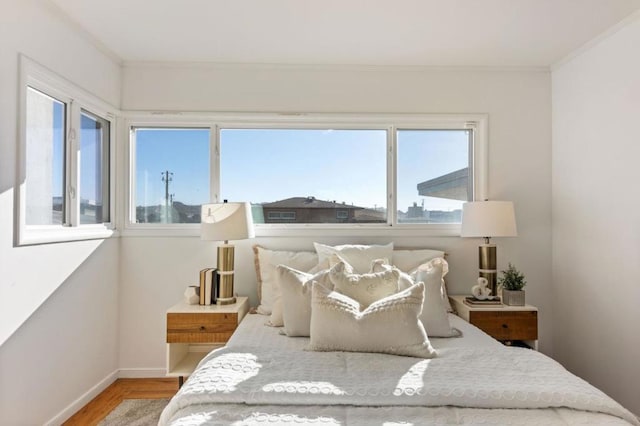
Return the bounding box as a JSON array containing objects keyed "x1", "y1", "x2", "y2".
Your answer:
[
  {"x1": 392, "y1": 249, "x2": 452, "y2": 312},
  {"x1": 275, "y1": 265, "x2": 332, "y2": 336},
  {"x1": 392, "y1": 248, "x2": 445, "y2": 272},
  {"x1": 411, "y1": 257, "x2": 452, "y2": 311},
  {"x1": 254, "y1": 246, "x2": 319, "y2": 316},
  {"x1": 309, "y1": 282, "x2": 437, "y2": 358},
  {"x1": 372, "y1": 257, "x2": 459, "y2": 338},
  {"x1": 329, "y1": 261, "x2": 400, "y2": 308},
  {"x1": 422, "y1": 273, "x2": 461, "y2": 338},
  {"x1": 314, "y1": 242, "x2": 394, "y2": 274}
]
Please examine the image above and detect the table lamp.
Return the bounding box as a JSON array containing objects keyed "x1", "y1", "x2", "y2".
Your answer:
[
  {"x1": 201, "y1": 201, "x2": 255, "y2": 305},
  {"x1": 461, "y1": 200, "x2": 517, "y2": 298}
]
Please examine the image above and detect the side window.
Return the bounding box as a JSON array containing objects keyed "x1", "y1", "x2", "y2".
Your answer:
[
  {"x1": 132, "y1": 128, "x2": 210, "y2": 224},
  {"x1": 19, "y1": 57, "x2": 116, "y2": 245},
  {"x1": 25, "y1": 87, "x2": 66, "y2": 226},
  {"x1": 80, "y1": 110, "x2": 110, "y2": 224}
]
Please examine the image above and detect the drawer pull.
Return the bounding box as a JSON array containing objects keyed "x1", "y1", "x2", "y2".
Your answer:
[
  {"x1": 502, "y1": 324, "x2": 508, "y2": 329},
  {"x1": 200, "y1": 326, "x2": 206, "y2": 331}
]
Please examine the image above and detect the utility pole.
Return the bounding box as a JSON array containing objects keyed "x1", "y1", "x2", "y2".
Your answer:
[{"x1": 161, "y1": 171, "x2": 173, "y2": 223}]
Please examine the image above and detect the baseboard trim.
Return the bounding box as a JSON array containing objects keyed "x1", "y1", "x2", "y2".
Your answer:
[
  {"x1": 118, "y1": 367, "x2": 166, "y2": 378},
  {"x1": 45, "y1": 369, "x2": 119, "y2": 426}
]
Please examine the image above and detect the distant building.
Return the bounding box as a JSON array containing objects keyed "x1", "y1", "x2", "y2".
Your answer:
[
  {"x1": 260, "y1": 196, "x2": 385, "y2": 224},
  {"x1": 406, "y1": 202, "x2": 425, "y2": 218}
]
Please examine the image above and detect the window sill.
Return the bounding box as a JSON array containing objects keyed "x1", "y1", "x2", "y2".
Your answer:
[
  {"x1": 120, "y1": 223, "x2": 462, "y2": 238},
  {"x1": 17, "y1": 225, "x2": 117, "y2": 246}
]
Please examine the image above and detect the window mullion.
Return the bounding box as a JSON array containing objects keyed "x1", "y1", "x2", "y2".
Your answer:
[
  {"x1": 212, "y1": 124, "x2": 220, "y2": 203},
  {"x1": 66, "y1": 100, "x2": 81, "y2": 227},
  {"x1": 387, "y1": 126, "x2": 396, "y2": 226}
]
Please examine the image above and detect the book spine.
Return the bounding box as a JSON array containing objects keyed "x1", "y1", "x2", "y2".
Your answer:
[
  {"x1": 199, "y1": 269, "x2": 207, "y2": 305},
  {"x1": 204, "y1": 269, "x2": 213, "y2": 306},
  {"x1": 211, "y1": 268, "x2": 218, "y2": 304}
]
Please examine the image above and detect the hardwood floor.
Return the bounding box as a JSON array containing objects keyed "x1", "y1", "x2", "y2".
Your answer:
[{"x1": 63, "y1": 378, "x2": 179, "y2": 425}]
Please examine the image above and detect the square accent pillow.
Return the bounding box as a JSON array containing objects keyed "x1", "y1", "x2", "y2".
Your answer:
[
  {"x1": 413, "y1": 258, "x2": 459, "y2": 337},
  {"x1": 372, "y1": 257, "x2": 459, "y2": 337},
  {"x1": 276, "y1": 265, "x2": 332, "y2": 336},
  {"x1": 329, "y1": 260, "x2": 400, "y2": 308},
  {"x1": 391, "y1": 249, "x2": 452, "y2": 312},
  {"x1": 314, "y1": 242, "x2": 394, "y2": 274},
  {"x1": 253, "y1": 246, "x2": 319, "y2": 316},
  {"x1": 309, "y1": 282, "x2": 437, "y2": 358}
]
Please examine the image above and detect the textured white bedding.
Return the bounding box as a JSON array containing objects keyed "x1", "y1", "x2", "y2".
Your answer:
[{"x1": 161, "y1": 314, "x2": 638, "y2": 426}]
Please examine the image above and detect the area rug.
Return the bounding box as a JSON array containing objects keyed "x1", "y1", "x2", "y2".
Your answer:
[{"x1": 99, "y1": 399, "x2": 169, "y2": 426}]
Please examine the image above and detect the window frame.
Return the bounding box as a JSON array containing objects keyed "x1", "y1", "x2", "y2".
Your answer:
[
  {"x1": 123, "y1": 112, "x2": 487, "y2": 238},
  {"x1": 17, "y1": 56, "x2": 117, "y2": 245}
]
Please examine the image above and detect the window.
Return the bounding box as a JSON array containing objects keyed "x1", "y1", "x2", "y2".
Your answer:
[
  {"x1": 132, "y1": 128, "x2": 210, "y2": 224},
  {"x1": 267, "y1": 211, "x2": 296, "y2": 221},
  {"x1": 18, "y1": 56, "x2": 115, "y2": 245},
  {"x1": 80, "y1": 110, "x2": 110, "y2": 224},
  {"x1": 125, "y1": 114, "x2": 486, "y2": 235},
  {"x1": 396, "y1": 129, "x2": 472, "y2": 224},
  {"x1": 25, "y1": 87, "x2": 66, "y2": 226},
  {"x1": 220, "y1": 129, "x2": 387, "y2": 224}
]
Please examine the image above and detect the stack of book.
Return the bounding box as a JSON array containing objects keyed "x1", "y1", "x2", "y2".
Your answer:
[
  {"x1": 463, "y1": 296, "x2": 503, "y2": 307},
  {"x1": 199, "y1": 268, "x2": 218, "y2": 305}
]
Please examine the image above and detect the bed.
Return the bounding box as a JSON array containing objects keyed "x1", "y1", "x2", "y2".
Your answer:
[{"x1": 160, "y1": 244, "x2": 638, "y2": 425}]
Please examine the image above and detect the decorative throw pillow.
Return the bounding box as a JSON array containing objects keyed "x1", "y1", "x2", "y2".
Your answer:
[
  {"x1": 275, "y1": 265, "x2": 332, "y2": 336},
  {"x1": 314, "y1": 242, "x2": 394, "y2": 274},
  {"x1": 421, "y1": 269, "x2": 461, "y2": 338},
  {"x1": 392, "y1": 248, "x2": 445, "y2": 272},
  {"x1": 329, "y1": 260, "x2": 400, "y2": 308},
  {"x1": 372, "y1": 257, "x2": 459, "y2": 337},
  {"x1": 253, "y1": 246, "x2": 319, "y2": 316},
  {"x1": 309, "y1": 282, "x2": 437, "y2": 358},
  {"x1": 390, "y1": 249, "x2": 452, "y2": 312},
  {"x1": 413, "y1": 258, "x2": 459, "y2": 337}
]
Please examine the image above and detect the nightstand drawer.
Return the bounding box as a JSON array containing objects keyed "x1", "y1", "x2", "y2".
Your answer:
[
  {"x1": 469, "y1": 310, "x2": 538, "y2": 341},
  {"x1": 167, "y1": 312, "x2": 238, "y2": 343}
]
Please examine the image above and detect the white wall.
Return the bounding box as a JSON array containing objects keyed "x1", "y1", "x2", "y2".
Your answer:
[
  {"x1": 551, "y1": 14, "x2": 640, "y2": 415},
  {"x1": 0, "y1": 0, "x2": 121, "y2": 423},
  {"x1": 119, "y1": 64, "x2": 553, "y2": 371}
]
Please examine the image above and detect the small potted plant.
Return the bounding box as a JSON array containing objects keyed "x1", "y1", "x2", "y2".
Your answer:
[{"x1": 498, "y1": 263, "x2": 526, "y2": 306}]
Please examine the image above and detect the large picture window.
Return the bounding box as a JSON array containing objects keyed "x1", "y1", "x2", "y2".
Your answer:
[
  {"x1": 125, "y1": 114, "x2": 486, "y2": 234},
  {"x1": 18, "y1": 56, "x2": 116, "y2": 245},
  {"x1": 220, "y1": 129, "x2": 387, "y2": 224}
]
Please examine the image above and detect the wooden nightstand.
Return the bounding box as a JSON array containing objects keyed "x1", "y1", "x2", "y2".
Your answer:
[
  {"x1": 449, "y1": 295, "x2": 538, "y2": 349},
  {"x1": 166, "y1": 297, "x2": 249, "y2": 386}
]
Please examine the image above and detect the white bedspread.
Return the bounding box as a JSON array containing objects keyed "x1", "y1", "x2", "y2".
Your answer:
[{"x1": 160, "y1": 342, "x2": 638, "y2": 425}]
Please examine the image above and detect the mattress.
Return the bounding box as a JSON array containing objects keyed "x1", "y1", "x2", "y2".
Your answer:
[{"x1": 161, "y1": 313, "x2": 638, "y2": 426}]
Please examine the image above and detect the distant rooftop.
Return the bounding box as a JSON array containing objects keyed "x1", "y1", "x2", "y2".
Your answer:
[{"x1": 261, "y1": 196, "x2": 363, "y2": 209}]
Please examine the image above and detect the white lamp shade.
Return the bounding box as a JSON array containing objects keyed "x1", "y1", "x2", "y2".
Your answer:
[
  {"x1": 461, "y1": 201, "x2": 517, "y2": 238},
  {"x1": 201, "y1": 202, "x2": 255, "y2": 241}
]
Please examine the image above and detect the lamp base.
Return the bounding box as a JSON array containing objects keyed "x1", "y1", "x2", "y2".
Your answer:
[
  {"x1": 478, "y1": 243, "x2": 498, "y2": 297},
  {"x1": 217, "y1": 245, "x2": 236, "y2": 305},
  {"x1": 216, "y1": 296, "x2": 237, "y2": 305}
]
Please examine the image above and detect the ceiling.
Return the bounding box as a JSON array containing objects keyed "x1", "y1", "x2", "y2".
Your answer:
[{"x1": 48, "y1": 0, "x2": 640, "y2": 67}]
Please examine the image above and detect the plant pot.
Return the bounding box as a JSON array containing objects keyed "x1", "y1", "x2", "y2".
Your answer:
[{"x1": 502, "y1": 289, "x2": 525, "y2": 306}]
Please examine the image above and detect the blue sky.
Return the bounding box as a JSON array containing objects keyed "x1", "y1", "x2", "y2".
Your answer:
[{"x1": 134, "y1": 127, "x2": 469, "y2": 212}]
